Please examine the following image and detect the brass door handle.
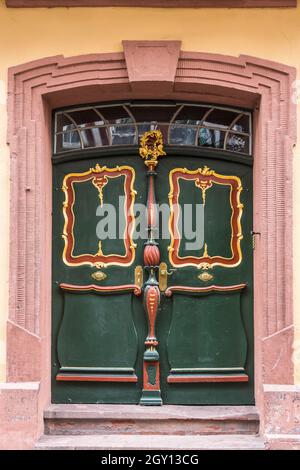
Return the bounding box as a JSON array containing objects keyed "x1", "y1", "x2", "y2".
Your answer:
[
  {"x1": 160, "y1": 268, "x2": 176, "y2": 276},
  {"x1": 159, "y1": 262, "x2": 176, "y2": 292}
]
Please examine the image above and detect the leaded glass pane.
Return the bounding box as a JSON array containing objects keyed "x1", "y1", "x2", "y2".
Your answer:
[
  {"x1": 231, "y1": 114, "x2": 250, "y2": 133},
  {"x1": 173, "y1": 106, "x2": 210, "y2": 125},
  {"x1": 67, "y1": 109, "x2": 103, "y2": 128},
  {"x1": 137, "y1": 123, "x2": 156, "y2": 138},
  {"x1": 226, "y1": 133, "x2": 250, "y2": 154},
  {"x1": 198, "y1": 128, "x2": 225, "y2": 149},
  {"x1": 169, "y1": 125, "x2": 197, "y2": 145},
  {"x1": 109, "y1": 125, "x2": 136, "y2": 145},
  {"x1": 56, "y1": 131, "x2": 81, "y2": 152},
  {"x1": 98, "y1": 106, "x2": 133, "y2": 124},
  {"x1": 130, "y1": 105, "x2": 177, "y2": 122},
  {"x1": 203, "y1": 108, "x2": 239, "y2": 129},
  {"x1": 81, "y1": 127, "x2": 109, "y2": 148},
  {"x1": 56, "y1": 113, "x2": 75, "y2": 132}
]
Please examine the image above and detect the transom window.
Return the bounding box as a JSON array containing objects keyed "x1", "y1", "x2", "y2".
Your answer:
[{"x1": 54, "y1": 102, "x2": 252, "y2": 156}]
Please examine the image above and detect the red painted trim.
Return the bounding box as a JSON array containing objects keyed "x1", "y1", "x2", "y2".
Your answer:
[
  {"x1": 60, "y1": 283, "x2": 142, "y2": 296},
  {"x1": 56, "y1": 374, "x2": 138, "y2": 382},
  {"x1": 145, "y1": 285, "x2": 160, "y2": 339},
  {"x1": 167, "y1": 374, "x2": 249, "y2": 383},
  {"x1": 5, "y1": 1, "x2": 297, "y2": 8},
  {"x1": 165, "y1": 283, "x2": 246, "y2": 297}
]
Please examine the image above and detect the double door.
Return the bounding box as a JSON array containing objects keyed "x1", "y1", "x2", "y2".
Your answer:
[{"x1": 52, "y1": 144, "x2": 253, "y2": 405}]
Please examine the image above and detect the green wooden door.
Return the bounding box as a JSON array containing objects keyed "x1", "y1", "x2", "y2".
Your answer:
[
  {"x1": 52, "y1": 150, "x2": 253, "y2": 405},
  {"x1": 52, "y1": 154, "x2": 147, "y2": 404},
  {"x1": 156, "y1": 153, "x2": 253, "y2": 405}
]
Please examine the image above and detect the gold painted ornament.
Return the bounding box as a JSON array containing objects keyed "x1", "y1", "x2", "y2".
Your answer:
[
  {"x1": 91, "y1": 270, "x2": 107, "y2": 281},
  {"x1": 198, "y1": 271, "x2": 214, "y2": 282}
]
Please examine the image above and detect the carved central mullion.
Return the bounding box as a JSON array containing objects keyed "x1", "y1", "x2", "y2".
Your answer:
[{"x1": 139, "y1": 130, "x2": 165, "y2": 406}]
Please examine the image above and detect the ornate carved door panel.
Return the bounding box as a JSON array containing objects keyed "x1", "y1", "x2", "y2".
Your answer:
[
  {"x1": 52, "y1": 155, "x2": 146, "y2": 404},
  {"x1": 156, "y1": 155, "x2": 253, "y2": 405}
]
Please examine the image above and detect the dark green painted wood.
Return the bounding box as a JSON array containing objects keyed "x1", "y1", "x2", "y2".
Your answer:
[
  {"x1": 167, "y1": 291, "x2": 247, "y2": 369},
  {"x1": 52, "y1": 155, "x2": 147, "y2": 404},
  {"x1": 57, "y1": 292, "x2": 138, "y2": 369},
  {"x1": 156, "y1": 154, "x2": 254, "y2": 404},
  {"x1": 52, "y1": 146, "x2": 253, "y2": 167},
  {"x1": 52, "y1": 151, "x2": 253, "y2": 405}
]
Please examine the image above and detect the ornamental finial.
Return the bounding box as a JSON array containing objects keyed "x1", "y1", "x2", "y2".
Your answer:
[{"x1": 139, "y1": 129, "x2": 166, "y2": 168}]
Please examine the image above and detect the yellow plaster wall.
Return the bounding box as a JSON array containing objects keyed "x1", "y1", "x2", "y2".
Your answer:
[{"x1": 0, "y1": 0, "x2": 300, "y2": 382}]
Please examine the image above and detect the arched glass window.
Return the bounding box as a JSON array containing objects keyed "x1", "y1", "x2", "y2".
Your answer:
[{"x1": 54, "y1": 102, "x2": 252, "y2": 156}]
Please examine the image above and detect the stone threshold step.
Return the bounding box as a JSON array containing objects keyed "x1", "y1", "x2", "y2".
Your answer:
[
  {"x1": 45, "y1": 404, "x2": 259, "y2": 421},
  {"x1": 36, "y1": 433, "x2": 265, "y2": 450},
  {"x1": 44, "y1": 404, "x2": 259, "y2": 436}
]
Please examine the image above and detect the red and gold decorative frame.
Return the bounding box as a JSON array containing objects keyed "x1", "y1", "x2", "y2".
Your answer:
[
  {"x1": 62, "y1": 164, "x2": 136, "y2": 268},
  {"x1": 168, "y1": 166, "x2": 243, "y2": 269}
]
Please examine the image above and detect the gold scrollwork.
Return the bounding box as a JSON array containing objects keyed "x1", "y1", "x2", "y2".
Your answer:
[
  {"x1": 195, "y1": 179, "x2": 213, "y2": 206},
  {"x1": 92, "y1": 175, "x2": 108, "y2": 208},
  {"x1": 139, "y1": 130, "x2": 166, "y2": 168}
]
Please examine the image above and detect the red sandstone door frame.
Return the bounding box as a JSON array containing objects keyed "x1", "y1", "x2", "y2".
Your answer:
[{"x1": 6, "y1": 42, "x2": 296, "y2": 426}]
